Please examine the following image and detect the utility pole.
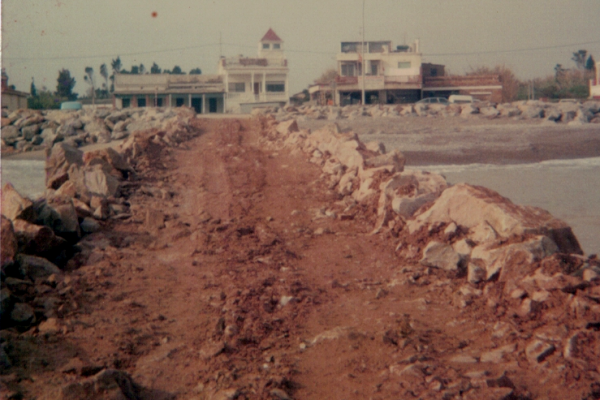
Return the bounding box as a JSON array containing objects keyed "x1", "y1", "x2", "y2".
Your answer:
[{"x1": 361, "y1": 0, "x2": 366, "y2": 106}]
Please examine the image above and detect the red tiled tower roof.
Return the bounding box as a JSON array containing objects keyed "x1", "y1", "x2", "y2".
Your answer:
[{"x1": 261, "y1": 28, "x2": 282, "y2": 42}]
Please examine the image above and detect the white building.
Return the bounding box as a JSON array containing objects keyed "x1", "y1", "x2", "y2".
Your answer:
[
  {"x1": 332, "y1": 40, "x2": 427, "y2": 105},
  {"x1": 218, "y1": 28, "x2": 289, "y2": 113},
  {"x1": 590, "y1": 61, "x2": 600, "y2": 100},
  {"x1": 113, "y1": 29, "x2": 289, "y2": 113}
]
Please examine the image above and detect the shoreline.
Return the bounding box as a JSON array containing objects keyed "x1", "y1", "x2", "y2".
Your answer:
[{"x1": 1, "y1": 139, "x2": 125, "y2": 161}]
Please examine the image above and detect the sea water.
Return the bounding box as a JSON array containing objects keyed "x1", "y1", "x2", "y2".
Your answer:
[{"x1": 1, "y1": 159, "x2": 46, "y2": 200}]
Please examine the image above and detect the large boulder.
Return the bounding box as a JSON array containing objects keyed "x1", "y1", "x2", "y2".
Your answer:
[
  {"x1": 21, "y1": 124, "x2": 40, "y2": 140},
  {"x1": 45, "y1": 142, "x2": 84, "y2": 189},
  {"x1": 407, "y1": 183, "x2": 582, "y2": 254},
  {"x1": 35, "y1": 195, "x2": 81, "y2": 242},
  {"x1": 276, "y1": 119, "x2": 299, "y2": 136},
  {"x1": 1, "y1": 125, "x2": 20, "y2": 144},
  {"x1": 420, "y1": 241, "x2": 463, "y2": 272},
  {"x1": 84, "y1": 164, "x2": 121, "y2": 197},
  {"x1": 363, "y1": 149, "x2": 405, "y2": 172},
  {"x1": 1, "y1": 183, "x2": 35, "y2": 222},
  {"x1": 1, "y1": 216, "x2": 18, "y2": 266},
  {"x1": 15, "y1": 254, "x2": 62, "y2": 280},
  {"x1": 12, "y1": 219, "x2": 67, "y2": 256},
  {"x1": 83, "y1": 147, "x2": 133, "y2": 179},
  {"x1": 305, "y1": 124, "x2": 366, "y2": 171},
  {"x1": 471, "y1": 235, "x2": 559, "y2": 281}
]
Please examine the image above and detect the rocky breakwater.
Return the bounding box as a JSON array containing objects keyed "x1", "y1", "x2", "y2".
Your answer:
[
  {"x1": 1, "y1": 106, "x2": 192, "y2": 155},
  {"x1": 260, "y1": 99, "x2": 600, "y2": 125},
  {"x1": 260, "y1": 115, "x2": 600, "y2": 399},
  {"x1": 0, "y1": 107, "x2": 197, "y2": 399}
]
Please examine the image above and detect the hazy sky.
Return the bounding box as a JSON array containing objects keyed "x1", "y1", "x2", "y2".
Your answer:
[{"x1": 2, "y1": 0, "x2": 599, "y2": 96}]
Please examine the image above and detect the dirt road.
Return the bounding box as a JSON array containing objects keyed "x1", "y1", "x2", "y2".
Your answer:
[{"x1": 5, "y1": 118, "x2": 599, "y2": 400}]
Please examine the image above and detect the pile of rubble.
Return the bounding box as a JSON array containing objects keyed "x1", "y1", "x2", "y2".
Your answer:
[
  {"x1": 266, "y1": 99, "x2": 600, "y2": 125},
  {"x1": 260, "y1": 116, "x2": 600, "y2": 398},
  {"x1": 0, "y1": 106, "x2": 196, "y2": 155},
  {"x1": 1, "y1": 108, "x2": 198, "y2": 355}
]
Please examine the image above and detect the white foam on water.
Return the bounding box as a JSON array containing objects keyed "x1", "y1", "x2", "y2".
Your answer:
[{"x1": 419, "y1": 157, "x2": 600, "y2": 174}]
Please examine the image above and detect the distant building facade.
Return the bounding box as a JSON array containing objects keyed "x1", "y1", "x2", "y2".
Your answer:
[
  {"x1": 218, "y1": 28, "x2": 289, "y2": 113},
  {"x1": 590, "y1": 61, "x2": 600, "y2": 100},
  {"x1": 113, "y1": 29, "x2": 289, "y2": 113},
  {"x1": 1, "y1": 69, "x2": 28, "y2": 111},
  {"x1": 309, "y1": 39, "x2": 502, "y2": 105}
]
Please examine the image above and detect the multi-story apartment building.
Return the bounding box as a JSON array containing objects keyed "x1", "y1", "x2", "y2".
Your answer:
[
  {"x1": 325, "y1": 40, "x2": 433, "y2": 105},
  {"x1": 310, "y1": 39, "x2": 503, "y2": 105}
]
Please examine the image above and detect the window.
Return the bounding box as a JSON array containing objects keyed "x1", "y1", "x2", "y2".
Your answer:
[
  {"x1": 273, "y1": 43, "x2": 280, "y2": 49},
  {"x1": 122, "y1": 98, "x2": 130, "y2": 108},
  {"x1": 137, "y1": 97, "x2": 146, "y2": 107},
  {"x1": 262, "y1": 43, "x2": 270, "y2": 49},
  {"x1": 266, "y1": 82, "x2": 285, "y2": 92},
  {"x1": 398, "y1": 62, "x2": 411, "y2": 69},
  {"x1": 341, "y1": 63, "x2": 356, "y2": 77},
  {"x1": 228, "y1": 82, "x2": 245, "y2": 92}
]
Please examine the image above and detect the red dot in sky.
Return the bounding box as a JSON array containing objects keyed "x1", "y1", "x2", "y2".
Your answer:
[{"x1": 151, "y1": 11, "x2": 157, "y2": 18}]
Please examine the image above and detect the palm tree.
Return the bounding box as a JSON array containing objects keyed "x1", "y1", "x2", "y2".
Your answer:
[{"x1": 84, "y1": 67, "x2": 95, "y2": 104}]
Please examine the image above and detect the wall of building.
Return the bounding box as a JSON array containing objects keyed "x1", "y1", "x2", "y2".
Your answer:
[{"x1": 1, "y1": 92, "x2": 28, "y2": 111}]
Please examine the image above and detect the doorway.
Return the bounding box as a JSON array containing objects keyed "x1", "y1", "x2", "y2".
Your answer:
[
  {"x1": 254, "y1": 82, "x2": 260, "y2": 95},
  {"x1": 209, "y1": 98, "x2": 217, "y2": 113},
  {"x1": 191, "y1": 98, "x2": 202, "y2": 113},
  {"x1": 175, "y1": 98, "x2": 185, "y2": 107}
]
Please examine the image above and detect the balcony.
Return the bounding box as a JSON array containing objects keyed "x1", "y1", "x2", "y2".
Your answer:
[{"x1": 335, "y1": 75, "x2": 420, "y2": 90}]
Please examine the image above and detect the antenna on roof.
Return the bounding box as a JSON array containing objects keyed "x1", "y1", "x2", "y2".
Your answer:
[{"x1": 219, "y1": 32, "x2": 222, "y2": 58}]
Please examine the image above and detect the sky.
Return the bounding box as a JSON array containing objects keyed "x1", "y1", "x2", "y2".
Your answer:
[{"x1": 2, "y1": 0, "x2": 599, "y2": 96}]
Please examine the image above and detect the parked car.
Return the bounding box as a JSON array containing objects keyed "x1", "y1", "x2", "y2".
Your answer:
[
  {"x1": 60, "y1": 101, "x2": 82, "y2": 110},
  {"x1": 416, "y1": 97, "x2": 449, "y2": 105},
  {"x1": 448, "y1": 95, "x2": 475, "y2": 104}
]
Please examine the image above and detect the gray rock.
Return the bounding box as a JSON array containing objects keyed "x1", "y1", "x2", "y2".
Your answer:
[
  {"x1": 80, "y1": 217, "x2": 100, "y2": 233},
  {"x1": 16, "y1": 254, "x2": 62, "y2": 280},
  {"x1": 10, "y1": 303, "x2": 36, "y2": 326},
  {"x1": 1, "y1": 125, "x2": 20, "y2": 142},
  {"x1": 420, "y1": 241, "x2": 462, "y2": 271},
  {"x1": 35, "y1": 195, "x2": 81, "y2": 241},
  {"x1": 21, "y1": 124, "x2": 40, "y2": 140}
]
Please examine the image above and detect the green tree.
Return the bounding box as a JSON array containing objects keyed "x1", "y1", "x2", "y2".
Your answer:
[
  {"x1": 572, "y1": 50, "x2": 587, "y2": 69},
  {"x1": 111, "y1": 56, "x2": 122, "y2": 75},
  {"x1": 586, "y1": 55, "x2": 596, "y2": 71},
  {"x1": 56, "y1": 69, "x2": 77, "y2": 100},
  {"x1": 172, "y1": 65, "x2": 184, "y2": 74},
  {"x1": 150, "y1": 62, "x2": 161, "y2": 74},
  {"x1": 100, "y1": 63, "x2": 109, "y2": 94},
  {"x1": 28, "y1": 90, "x2": 61, "y2": 109},
  {"x1": 189, "y1": 67, "x2": 202, "y2": 75},
  {"x1": 130, "y1": 65, "x2": 139, "y2": 74},
  {"x1": 139, "y1": 64, "x2": 146, "y2": 74},
  {"x1": 554, "y1": 64, "x2": 566, "y2": 81},
  {"x1": 84, "y1": 67, "x2": 96, "y2": 103},
  {"x1": 30, "y1": 78, "x2": 37, "y2": 97}
]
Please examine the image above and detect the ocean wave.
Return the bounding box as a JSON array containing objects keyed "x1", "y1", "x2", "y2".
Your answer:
[{"x1": 419, "y1": 157, "x2": 600, "y2": 174}]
